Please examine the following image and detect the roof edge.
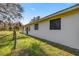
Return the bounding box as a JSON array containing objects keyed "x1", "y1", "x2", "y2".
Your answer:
[{"x1": 25, "y1": 4, "x2": 79, "y2": 26}]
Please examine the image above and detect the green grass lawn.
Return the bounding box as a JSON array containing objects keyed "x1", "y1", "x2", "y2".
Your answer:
[{"x1": 0, "y1": 31, "x2": 74, "y2": 56}]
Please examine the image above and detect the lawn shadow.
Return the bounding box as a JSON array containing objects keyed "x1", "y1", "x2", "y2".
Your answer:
[
  {"x1": 0, "y1": 34, "x2": 13, "y2": 48},
  {"x1": 0, "y1": 34, "x2": 12, "y2": 39},
  {"x1": 16, "y1": 36, "x2": 29, "y2": 40},
  {"x1": 10, "y1": 40, "x2": 46, "y2": 56},
  {"x1": 0, "y1": 40, "x2": 12, "y2": 48},
  {"x1": 26, "y1": 42, "x2": 46, "y2": 56}
]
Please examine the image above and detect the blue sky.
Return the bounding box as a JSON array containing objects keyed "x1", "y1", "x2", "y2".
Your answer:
[{"x1": 20, "y1": 3, "x2": 75, "y2": 25}]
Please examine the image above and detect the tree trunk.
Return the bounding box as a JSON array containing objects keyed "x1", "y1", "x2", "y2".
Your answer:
[{"x1": 12, "y1": 29, "x2": 16, "y2": 50}]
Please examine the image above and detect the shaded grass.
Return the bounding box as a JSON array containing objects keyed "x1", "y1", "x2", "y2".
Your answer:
[
  {"x1": 0, "y1": 31, "x2": 13, "y2": 56},
  {"x1": 0, "y1": 31, "x2": 74, "y2": 56}
]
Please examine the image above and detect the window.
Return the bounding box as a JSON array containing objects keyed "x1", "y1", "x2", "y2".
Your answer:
[
  {"x1": 34, "y1": 24, "x2": 38, "y2": 30},
  {"x1": 50, "y1": 18, "x2": 61, "y2": 30}
]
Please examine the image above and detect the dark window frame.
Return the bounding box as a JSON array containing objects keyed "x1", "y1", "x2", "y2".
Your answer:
[
  {"x1": 34, "y1": 24, "x2": 39, "y2": 30},
  {"x1": 50, "y1": 18, "x2": 61, "y2": 30}
]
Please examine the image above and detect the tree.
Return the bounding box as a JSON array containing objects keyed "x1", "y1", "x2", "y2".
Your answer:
[
  {"x1": 0, "y1": 3, "x2": 23, "y2": 50},
  {"x1": 14, "y1": 21, "x2": 22, "y2": 31}
]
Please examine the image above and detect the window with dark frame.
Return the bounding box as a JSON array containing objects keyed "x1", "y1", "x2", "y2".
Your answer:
[
  {"x1": 50, "y1": 18, "x2": 61, "y2": 30},
  {"x1": 34, "y1": 24, "x2": 38, "y2": 30}
]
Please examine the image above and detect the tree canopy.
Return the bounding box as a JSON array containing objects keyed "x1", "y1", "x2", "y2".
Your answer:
[{"x1": 0, "y1": 3, "x2": 23, "y2": 23}]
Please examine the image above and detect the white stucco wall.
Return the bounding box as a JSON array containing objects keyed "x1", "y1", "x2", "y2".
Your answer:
[{"x1": 27, "y1": 13, "x2": 79, "y2": 49}]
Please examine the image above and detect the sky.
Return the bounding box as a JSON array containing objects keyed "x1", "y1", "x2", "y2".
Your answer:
[{"x1": 20, "y1": 3, "x2": 75, "y2": 25}]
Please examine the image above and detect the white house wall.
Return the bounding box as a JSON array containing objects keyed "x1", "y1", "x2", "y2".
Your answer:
[{"x1": 28, "y1": 12, "x2": 79, "y2": 49}]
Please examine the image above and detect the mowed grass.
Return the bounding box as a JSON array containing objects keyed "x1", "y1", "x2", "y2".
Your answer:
[{"x1": 0, "y1": 31, "x2": 74, "y2": 56}]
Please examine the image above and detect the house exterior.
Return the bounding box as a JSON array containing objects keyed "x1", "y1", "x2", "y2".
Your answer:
[{"x1": 24, "y1": 4, "x2": 79, "y2": 49}]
